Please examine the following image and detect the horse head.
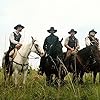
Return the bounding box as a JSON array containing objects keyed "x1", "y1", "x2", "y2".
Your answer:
[
  {"x1": 90, "y1": 44, "x2": 100, "y2": 61},
  {"x1": 55, "y1": 38, "x2": 63, "y2": 58},
  {"x1": 77, "y1": 44, "x2": 100, "y2": 67},
  {"x1": 50, "y1": 38, "x2": 63, "y2": 59},
  {"x1": 31, "y1": 36, "x2": 44, "y2": 57}
]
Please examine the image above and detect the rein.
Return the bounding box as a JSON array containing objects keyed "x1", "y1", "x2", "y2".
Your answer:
[
  {"x1": 13, "y1": 41, "x2": 34, "y2": 66},
  {"x1": 34, "y1": 44, "x2": 41, "y2": 56},
  {"x1": 13, "y1": 61, "x2": 29, "y2": 66},
  {"x1": 17, "y1": 51, "x2": 28, "y2": 59},
  {"x1": 13, "y1": 40, "x2": 41, "y2": 67},
  {"x1": 17, "y1": 41, "x2": 36, "y2": 59}
]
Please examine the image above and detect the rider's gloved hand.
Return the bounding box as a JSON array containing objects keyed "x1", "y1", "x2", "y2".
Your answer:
[{"x1": 15, "y1": 43, "x2": 22, "y2": 49}]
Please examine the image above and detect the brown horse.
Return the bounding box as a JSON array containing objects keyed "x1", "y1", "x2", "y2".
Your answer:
[
  {"x1": 76, "y1": 45, "x2": 100, "y2": 83},
  {"x1": 63, "y1": 52, "x2": 81, "y2": 83},
  {"x1": 63, "y1": 45, "x2": 100, "y2": 83}
]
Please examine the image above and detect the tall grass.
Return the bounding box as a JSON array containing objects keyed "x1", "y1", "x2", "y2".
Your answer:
[{"x1": 0, "y1": 69, "x2": 100, "y2": 100}]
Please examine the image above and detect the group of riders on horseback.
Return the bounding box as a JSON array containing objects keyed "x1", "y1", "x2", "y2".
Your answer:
[
  {"x1": 3, "y1": 24, "x2": 100, "y2": 85},
  {"x1": 39, "y1": 27, "x2": 99, "y2": 76}
]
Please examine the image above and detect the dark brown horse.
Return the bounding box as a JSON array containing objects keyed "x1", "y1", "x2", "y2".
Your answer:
[
  {"x1": 63, "y1": 52, "x2": 81, "y2": 83},
  {"x1": 77, "y1": 45, "x2": 100, "y2": 83},
  {"x1": 63, "y1": 45, "x2": 100, "y2": 83}
]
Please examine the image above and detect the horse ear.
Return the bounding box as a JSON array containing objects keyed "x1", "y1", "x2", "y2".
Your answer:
[
  {"x1": 31, "y1": 36, "x2": 33, "y2": 39},
  {"x1": 31, "y1": 36, "x2": 36, "y2": 43}
]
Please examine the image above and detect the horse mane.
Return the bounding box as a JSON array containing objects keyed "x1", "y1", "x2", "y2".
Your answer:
[
  {"x1": 77, "y1": 46, "x2": 92, "y2": 61},
  {"x1": 77, "y1": 45, "x2": 100, "y2": 66},
  {"x1": 18, "y1": 43, "x2": 32, "y2": 54},
  {"x1": 49, "y1": 39, "x2": 63, "y2": 59}
]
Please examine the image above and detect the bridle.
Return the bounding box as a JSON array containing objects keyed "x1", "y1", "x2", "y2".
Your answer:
[
  {"x1": 17, "y1": 40, "x2": 42, "y2": 59},
  {"x1": 13, "y1": 39, "x2": 42, "y2": 66},
  {"x1": 34, "y1": 44, "x2": 42, "y2": 56}
]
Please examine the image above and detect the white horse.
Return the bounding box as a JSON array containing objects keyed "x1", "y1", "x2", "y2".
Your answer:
[{"x1": 2, "y1": 36, "x2": 44, "y2": 85}]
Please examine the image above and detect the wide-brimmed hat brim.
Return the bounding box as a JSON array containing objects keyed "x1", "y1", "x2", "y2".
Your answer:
[
  {"x1": 47, "y1": 30, "x2": 57, "y2": 33},
  {"x1": 89, "y1": 30, "x2": 97, "y2": 34},
  {"x1": 68, "y1": 30, "x2": 77, "y2": 34},
  {"x1": 14, "y1": 24, "x2": 24, "y2": 30},
  {"x1": 68, "y1": 29, "x2": 77, "y2": 34},
  {"x1": 68, "y1": 31, "x2": 77, "y2": 34}
]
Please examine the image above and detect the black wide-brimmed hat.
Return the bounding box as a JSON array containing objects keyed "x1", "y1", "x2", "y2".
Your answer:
[
  {"x1": 14, "y1": 24, "x2": 25, "y2": 30},
  {"x1": 47, "y1": 27, "x2": 57, "y2": 33},
  {"x1": 68, "y1": 29, "x2": 77, "y2": 34},
  {"x1": 89, "y1": 29, "x2": 97, "y2": 34}
]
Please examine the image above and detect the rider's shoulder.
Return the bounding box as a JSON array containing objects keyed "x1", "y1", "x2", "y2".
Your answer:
[{"x1": 9, "y1": 32, "x2": 16, "y2": 36}]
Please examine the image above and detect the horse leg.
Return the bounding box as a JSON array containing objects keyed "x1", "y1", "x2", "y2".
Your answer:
[
  {"x1": 3, "y1": 67, "x2": 8, "y2": 87},
  {"x1": 50, "y1": 74, "x2": 54, "y2": 83},
  {"x1": 72, "y1": 72, "x2": 76, "y2": 83},
  {"x1": 93, "y1": 71, "x2": 97, "y2": 83},
  {"x1": 3, "y1": 67, "x2": 7, "y2": 81},
  {"x1": 14, "y1": 68, "x2": 18, "y2": 86},
  {"x1": 79, "y1": 71, "x2": 84, "y2": 84},
  {"x1": 23, "y1": 70, "x2": 28, "y2": 85},
  {"x1": 8, "y1": 61, "x2": 13, "y2": 83},
  {"x1": 60, "y1": 75, "x2": 65, "y2": 86},
  {"x1": 46, "y1": 75, "x2": 51, "y2": 86}
]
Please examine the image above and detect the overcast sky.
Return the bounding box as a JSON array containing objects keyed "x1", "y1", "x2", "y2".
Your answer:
[{"x1": 0, "y1": 0, "x2": 100, "y2": 67}]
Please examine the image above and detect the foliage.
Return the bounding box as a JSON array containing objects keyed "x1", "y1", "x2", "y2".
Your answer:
[{"x1": 0, "y1": 70, "x2": 100, "y2": 100}]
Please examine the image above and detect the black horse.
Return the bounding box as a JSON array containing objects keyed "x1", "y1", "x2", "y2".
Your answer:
[
  {"x1": 40, "y1": 38, "x2": 67, "y2": 86},
  {"x1": 76, "y1": 45, "x2": 100, "y2": 83}
]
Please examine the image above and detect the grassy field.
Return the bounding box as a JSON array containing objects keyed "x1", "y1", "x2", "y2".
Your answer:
[{"x1": 0, "y1": 69, "x2": 100, "y2": 100}]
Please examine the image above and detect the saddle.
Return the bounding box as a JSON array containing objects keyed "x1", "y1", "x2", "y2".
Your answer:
[
  {"x1": 9, "y1": 48, "x2": 17, "y2": 59},
  {"x1": 9, "y1": 44, "x2": 22, "y2": 59},
  {"x1": 64, "y1": 49, "x2": 78, "y2": 61}
]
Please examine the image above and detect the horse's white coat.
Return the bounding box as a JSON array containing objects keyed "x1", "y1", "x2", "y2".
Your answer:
[{"x1": 3, "y1": 37, "x2": 44, "y2": 85}]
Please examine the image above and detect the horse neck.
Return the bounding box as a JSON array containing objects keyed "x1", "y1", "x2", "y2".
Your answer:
[{"x1": 18, "y1": 43, "x2": 32, "y2": 57}]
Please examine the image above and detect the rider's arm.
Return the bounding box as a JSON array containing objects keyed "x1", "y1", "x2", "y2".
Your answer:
[
  {"x1": 76, "y1": 39, "x2": 80, "y2": 50},
  {"x1": 85, "y1": 37, "x2": 91, "y2": 46},
  {"x1": 9, "y1": 32, "x2": 22, "y2": 46},
  {"x1": 64, "y1": 37, "x2": 74, "y2": 51},
  {"x1": 9, "y1": 33, "x2": 19, "y2": 44}
]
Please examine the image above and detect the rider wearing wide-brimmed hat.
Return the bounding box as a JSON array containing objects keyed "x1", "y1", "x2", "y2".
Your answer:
[
  {"x1": 64, "y1": 29, "x2": 80, "y2": 69},
  {"x1": 39, "y1": 27, "x2": 59, "y2": 75},
  {"x1": 5, "y1": 24, "x2": 25, "y2": 63},
  {"x1": 43, "y1": 27, "x2": 58, "y2": 53},
  {"x1": 10, "y1": 24, "x2": 24, "y2": 50},
  {"x1": 85, "y1": 29, "x2": 100, "y2": 64},
  {"x1": 64, "y1": 29, "x2": 80, "y2": 57},
  {"x1": 85, "y1": 29, "x2": 99, "y2": 46}
]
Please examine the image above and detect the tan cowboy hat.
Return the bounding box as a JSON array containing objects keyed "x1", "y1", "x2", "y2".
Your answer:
[
  {"x1": 68, "y1": 29, "x2": 77, "y2": 34},
  {"x1": 47, "y1": 27, "x2": 57, "y2": 33},
  {"x1": 14, "y1": 24, "x2": 25, "y2": 30},
  {"x1": 89, "y1": 29, "x2": 97, "y2": 34}
]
